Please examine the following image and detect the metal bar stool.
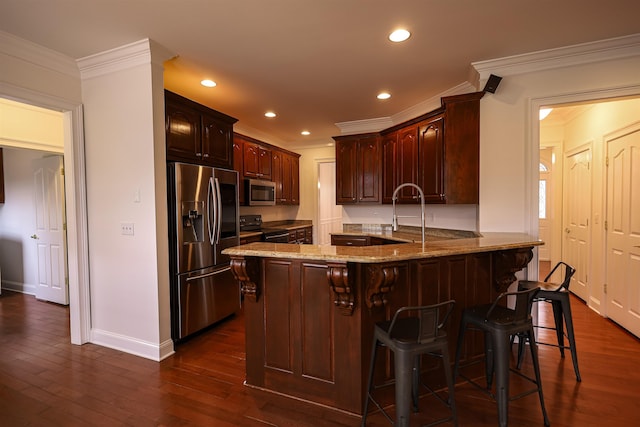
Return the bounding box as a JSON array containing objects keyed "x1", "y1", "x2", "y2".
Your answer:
[
  {"x1": 516, "y1": 261, "x2": 581, "y2": 381},
  {"x1": 453, "y1": 288, "x2": 550, "y2": 427},
  {"x1": 362, "y1": 300, "x2": 458, "y2": 427}
]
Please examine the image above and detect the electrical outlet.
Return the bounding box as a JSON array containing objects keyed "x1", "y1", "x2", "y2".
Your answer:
[{"x1": 121, "y1": 222, "x2": 134, "y2": 235}]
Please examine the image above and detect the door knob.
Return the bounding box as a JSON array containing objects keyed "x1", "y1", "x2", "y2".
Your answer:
[
  {"x1": 564, "y1": 228, "x2": 571, "y2": 234},
  {"x1": 30, "y1": 234, "x2": 39, "y2": 239}
]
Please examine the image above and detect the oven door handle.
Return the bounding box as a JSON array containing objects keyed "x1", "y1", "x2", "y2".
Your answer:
[{"x1": 264, "y1": 232, "x2": 290, "y2": 240}]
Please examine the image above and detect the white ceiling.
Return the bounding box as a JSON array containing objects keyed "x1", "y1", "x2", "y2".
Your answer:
[{"x1": 2, "y1": 0, "x2": 639, "y2": 149}]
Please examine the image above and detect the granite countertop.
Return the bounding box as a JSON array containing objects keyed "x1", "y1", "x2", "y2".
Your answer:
[
  {"x1": 333, "y1": 224, "x2": 480, "y2": 243},
  {"x1": 223, "y1": 232, "x2": 543, "y2": 263},
  {"x1": 261, "y1": 220, "x2": 312, "y2": 230}
]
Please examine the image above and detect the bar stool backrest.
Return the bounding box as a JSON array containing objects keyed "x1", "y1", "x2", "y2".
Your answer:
[
  {"x1": 484, "y1": 288, "x2": 540, "y2": 324},
  {"x1": 387, "y1": 300, "x2": 455, "y2": 344},
  {"x1": 544, "y1": 261, "x2": 576, "y2": 292}
]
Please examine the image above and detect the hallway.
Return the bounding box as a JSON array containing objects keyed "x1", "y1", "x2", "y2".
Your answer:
[{"x1": 0, "y1": 288, "x2": 638, "y2": 426}]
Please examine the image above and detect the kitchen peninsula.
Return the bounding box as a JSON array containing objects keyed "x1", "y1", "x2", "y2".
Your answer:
[{"x1": 223, "y1": 231, "x2": 542, "y2": 415}]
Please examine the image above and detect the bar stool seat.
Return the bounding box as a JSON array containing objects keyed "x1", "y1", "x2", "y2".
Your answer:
[
  {"x1": 517, "y1": 261, "x2": 581, "y2": 381},
  {"x1": 362, "y1": 300, "x2": 457, "y2": 427},
  {"x1": 454, "y1": 288, "x2": 550, "y2": 427}
]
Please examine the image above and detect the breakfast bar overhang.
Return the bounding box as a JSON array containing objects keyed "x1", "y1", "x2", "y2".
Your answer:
[{"x1": 224, "y1": 233, "x2": 542, "y2": 415}]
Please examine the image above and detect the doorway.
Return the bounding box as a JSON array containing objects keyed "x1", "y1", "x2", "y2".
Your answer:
[
  {"x1": 0, "y1": 93, "x2": 89, "y2": 345},
  {"x1": 537, "y1": 97, "x2": 640, "y2": 335}
]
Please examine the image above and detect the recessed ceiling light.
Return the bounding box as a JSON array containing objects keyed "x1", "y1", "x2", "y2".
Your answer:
[
  {"x1": 200, "y1": 79, "x2": 216, "y2": 87},
  {"x1": 377, "y1": 92, "x2": 391, "y2": 100},
  {"x1": 265, "y1": 111, "x2": 276, "y2": 118},
  {"x1": 389, "y1": 29, "x2": 411, "y2": 42},
  {"x1": 301, "y1": 130, "x2": 310, "y2": 136}
]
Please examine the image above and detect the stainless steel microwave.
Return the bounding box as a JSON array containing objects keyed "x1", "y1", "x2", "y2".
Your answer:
[{"x1": 246, "y1": 179, "x2": 276, "y2": 206}]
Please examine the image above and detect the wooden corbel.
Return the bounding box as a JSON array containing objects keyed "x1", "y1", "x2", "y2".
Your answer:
[
  {"x1": 364, "y1": 264, "x2": 399, "y2": 308},
  {"x1": 492, "y1": 247, "x2": 534, "y2": 293},
  {"x1": 327, "y1": 262, "x2": 354, "y2": 315},
  {"x1": 230, "y1": 256, "x2": 260, "y2": 302}
]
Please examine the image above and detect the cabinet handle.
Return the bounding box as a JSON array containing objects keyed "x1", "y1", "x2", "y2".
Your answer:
[
  {"x1": 196, "y1": 152, "x2": 202, "y2": 157},
  {"x1": 203, "y1": 153, "x2": 209, "y2": 158}
]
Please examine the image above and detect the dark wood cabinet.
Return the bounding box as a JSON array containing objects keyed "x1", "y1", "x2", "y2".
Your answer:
[
  {"x1": 331, "y1": 234, "x2": 398, "y2": 246},
  {"x1": 418, "y1": 115, "x2": 445, "y2": 202},
  {"x1": 382, "y1": 124, "x2": 420, "y2": 203},
  {"x1": 233, "y1": 133, "x2": 301, "y2": 205},
  {"x1": 334, "y1": 134, "x2": 380, "y2": 204},
  {"x1": 242, "y1": 138, "x2": 272, "y2": 180},
  {"x1": 336, "y1": 91, "x2": 483, "y2": 205},
  {"x1": 272, "y1": 149, "x2": 300, "y2": 205},
  {"x1": 287, "y1": 226, "x2": 312, "y2": 244},
  {"x1": 233, "y1": 138, "x2": 245, "y2": 205},
  {"x1": 165, "y1": 90, "x2": 237, "y2": 168}
]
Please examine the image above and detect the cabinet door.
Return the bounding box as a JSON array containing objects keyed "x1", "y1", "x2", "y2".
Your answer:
[
  {"x1": 202, "y1": 112, "x2": 233, "y2": 168},
  {"x1": 233, "y1": 138, "x2": 245, "y2": 205},
  {"x1": 258, "y1": 146, "x2": 272, "y2": 179},
  {"x1": 165, "y1": 100, "x2": 201, "y2": 162},
  {"x1": 272, "y1": 150, "x2": 284, "y2": 202},
  {"x1": 382, "y1": 131, "x2": 398, "y2": 204},
  {"x1": 396, "y1": 124, "x2": 419, "y2": 203},
  {"x1": 336, "y1": 140, "x2": 358, "y2": 203},
  {"x1": 243, "y1": 142, "x2": 270, "y2": 178},
  {"x1": 290, "y1": 155, "x2": 299, "y2": 205},
  {"x1": 418, "y1": 116, "x2": 445, "y2": 202},
  {"x1": 357, "y1": 137, "x2": 380, "y2": 203}
]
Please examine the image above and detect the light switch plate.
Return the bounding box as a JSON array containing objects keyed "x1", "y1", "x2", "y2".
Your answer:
[{"x1": 121, "y1": 222, "x2": 134, "y2": 235}]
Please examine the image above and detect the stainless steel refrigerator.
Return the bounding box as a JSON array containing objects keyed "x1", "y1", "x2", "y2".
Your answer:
[{"x1": 168, "y1": 162, "x2": 240, "y2": 341}]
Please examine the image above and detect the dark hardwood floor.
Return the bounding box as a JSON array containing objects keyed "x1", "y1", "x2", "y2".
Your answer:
[{"x1": 1, "y1": 279, "x2": 639, "y2": 426}]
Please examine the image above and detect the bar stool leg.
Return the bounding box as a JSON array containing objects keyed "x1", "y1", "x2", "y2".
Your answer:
[
  {"x1": 395, "y1": 350, "x2": 413, "y2": 427},
  {"x1": 527, "y1": 327, "x2": 550, "y2": 426},
  {"x1": 552, "y1": 300, "x2": 565, "y2": 357},
  {"x1": 493, "y1": 333, "x2": 511, "y2": 427},
  {"x1": 561, "y1": 296, "x2": 582, "y2": 382},
  {"x1": 361, "y1": 337, "x2": 379, "y2": 427},
  {"x1": 485, "y1": 331, "x2": 495, "y2": 389},
  {"x1": 441, "y1": 345, "x2": 458, "y2": 427}
]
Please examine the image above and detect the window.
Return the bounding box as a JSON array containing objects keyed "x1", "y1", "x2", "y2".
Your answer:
[{"x1": 539, "y1": 179, "x2": 547, "y2": 219}]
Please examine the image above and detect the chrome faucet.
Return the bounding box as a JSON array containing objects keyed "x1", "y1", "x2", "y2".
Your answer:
[{"x1": 392, "y1": 183, "x2": 426, "y2": 247}]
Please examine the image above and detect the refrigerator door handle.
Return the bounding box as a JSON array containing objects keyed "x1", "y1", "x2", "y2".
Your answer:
[
  {"x1": 186, "y1": 266, "x2": 232, "y2": 282},
  {"x1": 214, "y1": 177, "x2": 222, "y2": 244},
  {"x1": 207, "y1": 178, "x2": 218, "y2": 245}
]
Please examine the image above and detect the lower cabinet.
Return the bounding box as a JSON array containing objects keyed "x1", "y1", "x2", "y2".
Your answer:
[
  {"x1": 331, "y1": 234, "x2": 398, "y2": 246},
  {"x1": 288, "y1": 226, "x2": 313, "y2": 244}
]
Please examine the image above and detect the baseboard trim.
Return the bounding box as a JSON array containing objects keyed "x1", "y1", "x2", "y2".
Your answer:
[{"x1": 91, "y1": 328, "x2": 174, "y2": 362}]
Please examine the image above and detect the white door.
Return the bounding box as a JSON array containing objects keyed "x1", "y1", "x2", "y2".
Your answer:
[
  {"x1": 562, "y1": 145, "x2": 591, "y2": 301},
  {"x1": 318, "y1": 161, "x2": 342, "y2": 245},
  {"x1": 538, "y1": 148, "x2": 553, "y2": 261},
  {"x1": 606, "y1": 128, "x2": 640, "y2": 337},
  {"x1": 32, "y1": 155, "x2": 69, "y2": 305}
]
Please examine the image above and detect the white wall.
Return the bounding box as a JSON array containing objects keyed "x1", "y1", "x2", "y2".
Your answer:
[
  {"x1": 79, "y1": 40, "x2": 172, "y2": 360},
  {"x1": 478, "y1": 54, "x2": 640, "y2": 233},
  {"x1": 0, "y1": 148, "x2": 53, "y2": 293}
]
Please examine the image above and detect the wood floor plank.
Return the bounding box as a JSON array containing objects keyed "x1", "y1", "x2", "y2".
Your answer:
[{"x1": 1, "y1": 289, "x2": 639, "y2": 426}]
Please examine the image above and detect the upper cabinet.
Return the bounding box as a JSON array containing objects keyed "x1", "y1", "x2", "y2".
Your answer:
[
  {"x1": 241, "y1": 137, "x2": 272, "y2": 180},
  {"x1": 335, "y1": 91, "x2": 483, "y2": 205},
  {"x1": 165, "y1": 90, "x2": 238, "y2": 169},
  {"x1": 233, "y1": 133, "x2": 301, "y2": 205},
  {"x1": 272, "y1": 149, "x2": 300, "y2": 205},
  {"x1": 334, "y1": 134, "x2": 380, "y2": 204}
]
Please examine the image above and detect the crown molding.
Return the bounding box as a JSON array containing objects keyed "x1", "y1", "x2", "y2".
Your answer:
[
  {"x1": 334, "y1": 81, "x2": 476, "y2": 136},
  {"x1": 334, "y1": 116, "x2": 394, "y2": 135},
  {"x1": 0, "y1": 30, "x2": 79, "y2": 78},
  {"x1": 473, "y1": 33, "x2": 640, "y2": 81},
  {"x1": 77, "y1": 38, "x2": 175, "y2": 80}
]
